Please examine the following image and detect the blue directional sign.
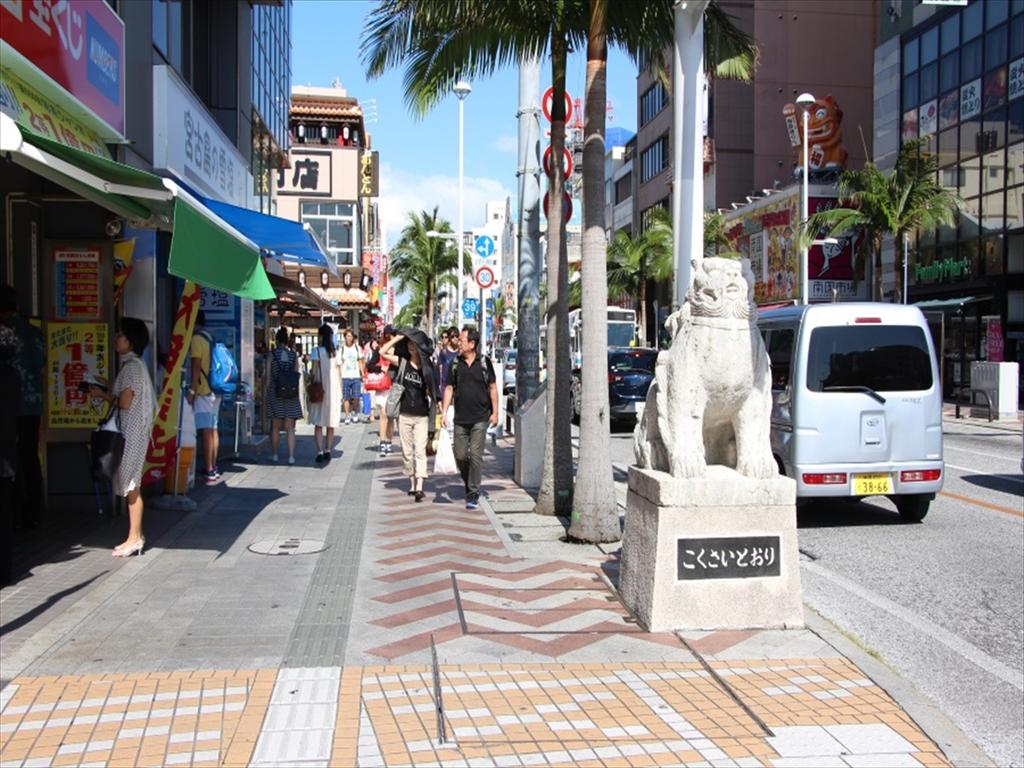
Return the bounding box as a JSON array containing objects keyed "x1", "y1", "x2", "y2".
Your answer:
[
  {"x1": 474, "y1": 235, "x2": 495, "y2": 259},
  {"x1": 462, "y1": 298, "x2": 480, "y2": 317}
]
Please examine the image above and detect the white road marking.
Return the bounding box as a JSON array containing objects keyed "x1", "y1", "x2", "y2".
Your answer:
[
  {"x1": 802, "y1": 560, "x2": 1024, "y2": 692},
  {"x1": 943, "y1": 462, "x2": 1024, "y2": 482},
  {"x1": 945, "y1": 445, "x2": 1023, "y2": 462}
]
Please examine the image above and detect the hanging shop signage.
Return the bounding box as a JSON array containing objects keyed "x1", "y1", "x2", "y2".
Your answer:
[
  {"x1": 276, "y1": 149, "x2": 333, "y2": 197},
  {"x1": 152, "y1": 65, "x2": 249, "y2": 206},
  {"x1": 1010, "y1": 59, "x2": 1024, "y2": 101},
  {"x1": 0, "y1": 0, "x2": 125, "y2": 135},
  {"x1": 359, "y1": 150, "x2": 379, "y2": 198},
  {"x1": 47, "y1": 320, "x2": 108, "y2": 428},
  {"x1": 960, "y1": 78, "x2": 982, "y2": 120},
  {"x1": 0, "y1": 65, "x2": 109, "y2": 156},
  {"x1": 199, "y1": 286, "x2": 236, "y2": 322},
  {"x1": 143, "y1": 281, "x2": 200, "y2": 485},
  {"x1": 52, "y1": 246, "x2": 100, "y2": 320}
]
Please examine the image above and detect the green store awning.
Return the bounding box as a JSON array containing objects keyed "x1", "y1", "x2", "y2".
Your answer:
[{"x1": 0, "y1": 113, "x2": 275, "y2": 301}]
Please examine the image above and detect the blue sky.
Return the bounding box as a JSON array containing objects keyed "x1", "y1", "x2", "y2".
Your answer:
[{"x1": 291, "y1": 0, "x2": 639, "y2": 248}]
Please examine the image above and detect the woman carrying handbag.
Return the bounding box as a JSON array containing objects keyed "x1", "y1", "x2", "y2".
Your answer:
[
  {"x1": 89, "y1": 318, "x2": 155, "y2": 557},
  {"x1": 308, "y1": 323, "x2": 343, "y2": 463}
]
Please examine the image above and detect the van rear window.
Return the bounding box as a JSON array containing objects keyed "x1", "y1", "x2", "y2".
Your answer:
[{"x1": 806, "y1": 325, "x2": 933, "y2": 392}]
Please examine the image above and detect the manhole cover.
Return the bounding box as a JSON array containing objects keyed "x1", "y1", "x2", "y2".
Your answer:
[{"x1": 248, "y1": 538, "x2": 328, "y2": 556}]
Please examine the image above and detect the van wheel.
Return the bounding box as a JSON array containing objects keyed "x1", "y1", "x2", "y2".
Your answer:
[{"x1": 894, "y1": 494, "x2": 930, "y2": 522}]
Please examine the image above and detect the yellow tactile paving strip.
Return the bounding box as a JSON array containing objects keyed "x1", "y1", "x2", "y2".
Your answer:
[{"x1": 1, "y1": 660, "x2": 949, "y2": 768}]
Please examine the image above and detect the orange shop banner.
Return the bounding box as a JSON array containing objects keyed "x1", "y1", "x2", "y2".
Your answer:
[
  {"x1": 142, "y1": 281, "x2": 201, "y2": 486},
  {"x1": 47, "y1": 322, "x2": 108, "y2": 429}
]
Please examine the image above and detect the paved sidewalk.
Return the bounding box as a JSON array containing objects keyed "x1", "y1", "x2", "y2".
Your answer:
[{"x1": 1, "y1": 424, "x2": 956, "y2": 767}]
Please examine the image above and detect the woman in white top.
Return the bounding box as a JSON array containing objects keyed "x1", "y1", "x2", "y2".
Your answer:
[
  {"x1": 309, "y1": 323, "x2": 343, "y2": 462},
  {"x1": 89, "y1": 317, "x2": 155, "y2": 557}
]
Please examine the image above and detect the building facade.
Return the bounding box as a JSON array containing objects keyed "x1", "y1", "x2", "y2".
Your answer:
[{"x1": 876, "y1": 0, "x2": 1024, "y2": 379}]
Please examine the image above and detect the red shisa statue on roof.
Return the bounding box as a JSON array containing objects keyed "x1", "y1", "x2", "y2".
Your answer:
[{"x1": 782, "y1": 95, "x2": 848, "y2": 179}]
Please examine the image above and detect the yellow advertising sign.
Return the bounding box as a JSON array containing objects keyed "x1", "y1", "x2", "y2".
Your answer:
[
  {"x1": 143, "y1": 281, "x2": 202, "y2": 486},
  {"x1": 47, "y1": 322, "x2": 109, "y2": 429},
  {"x1": 112, "y1": 238, "x2": 136, "y2": 305},
  {"x1": 0, "y1": 65, "x2": 110, "y2": 158}
]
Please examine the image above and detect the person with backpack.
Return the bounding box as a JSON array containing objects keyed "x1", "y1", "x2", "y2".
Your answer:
[
  {"x1": 441, "y1": 327, "x2": 498, "y2": 510},
  {"x1": 308, "y1": 323, "x2": 343, "y2": 463},
  {"x1": 267, "y1": 326, "x2": 303, "y2": 464},
  {"x1": 189, "y1": 310, "x2": 231, "y2": 482}
]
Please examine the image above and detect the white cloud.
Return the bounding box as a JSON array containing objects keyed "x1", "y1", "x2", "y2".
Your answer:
[
  {"x1": 378, "y1": 162, "x2": 513, "y2": 250},
  {"x1": 492, "y1": 134, "x2": 518, "y2": 154}
]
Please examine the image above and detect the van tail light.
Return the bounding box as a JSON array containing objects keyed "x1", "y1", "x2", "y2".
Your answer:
[
  {"x1": 900, "y1": 469, "x2": 941, "y2": 482},
  {"x1": 855, "y1": 317, "x2": 882, "y2": 324},
  {"x1": 609, "y1": 373, "x2": 623, "y2": 383},
  {"x1": 802, "y1": 472, "x2": 848, "y2": 485}
]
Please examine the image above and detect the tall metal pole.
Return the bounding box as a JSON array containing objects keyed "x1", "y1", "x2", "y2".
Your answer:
[
  {"x1": 903, "y1": 232, "x2": 909, "y2": 304},
  {"x1": 454, "y1": 81, "x2": 472, "y2": 328},
  {"x1": 672, "y1": 0, "x2": 708, "y2": 310},
  {"x1": 801, "y1": 109, "x2": 809, "y2": 306},
  {"x1": 516, "y1": 56, "x2": 542, "y2": 405}
]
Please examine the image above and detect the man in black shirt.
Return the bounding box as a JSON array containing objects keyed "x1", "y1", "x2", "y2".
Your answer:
[{"x1": 441, "y1": 327, "x2": 498, "y2": 510}]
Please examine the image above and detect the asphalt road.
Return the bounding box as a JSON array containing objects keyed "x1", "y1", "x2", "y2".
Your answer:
[{"x1": 576, "y1": 417, "x2": 1024, "y2": 767}]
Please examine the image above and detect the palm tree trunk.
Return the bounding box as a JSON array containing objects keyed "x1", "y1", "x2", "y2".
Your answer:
[
  {"x1": 569, "y1": 0, "x2": 619, "y2": 543},
  {"x1": 534, "y1": 30, "x2": 574, "y2": 517}
]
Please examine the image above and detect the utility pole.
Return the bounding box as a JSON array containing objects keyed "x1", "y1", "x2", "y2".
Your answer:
[{"x1": 516, "y1": 56, "x2": 542, "y2": 405}]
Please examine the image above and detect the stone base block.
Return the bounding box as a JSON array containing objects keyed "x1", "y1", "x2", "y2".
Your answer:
[{"x1": 619, "y1": 465, "x2": 804, "y2": 632}]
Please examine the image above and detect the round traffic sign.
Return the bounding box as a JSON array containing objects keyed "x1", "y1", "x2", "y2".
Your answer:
[
  {"x1": 542, "y1": 189, "x2": 573, "y2": 221},
  {"x1": 542, "y1": 86, "x2": 574, "y2": 124},
  {"x1": 475, "y1": 265, "x2": 495, "y2": 290},
  {"x1": 474, "y1": 235, "x2": 495, "y2": 259},
  {"x1": 542, "y1": 145, "x2": 574, "y2": 179}
]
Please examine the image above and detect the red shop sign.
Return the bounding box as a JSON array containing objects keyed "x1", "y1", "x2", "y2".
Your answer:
[{"x1": 1, "y1": 0, "x2": 125, "y2": 135}]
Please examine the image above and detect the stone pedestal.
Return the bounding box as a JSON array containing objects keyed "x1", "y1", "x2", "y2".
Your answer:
[{"x1": 619, "y1": 465, "x2": 803, "y2": 632}]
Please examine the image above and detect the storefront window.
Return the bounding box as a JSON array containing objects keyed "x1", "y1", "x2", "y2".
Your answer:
[
  {"x1": 983, "y1": 235, "x2": 1005, "y2": 275},
  {"x1": 986, "y1": 26, "x2": 1009, "y2": 71},
  {"x1": 301, "y1": 201, "x2": 359, "y2": 267},
  {"x1": 960, "y1": 117, "x2": 981, "y2": 159},
  {"x1": 983, "y1": 107, "x2": 1007, "y2": 150},
  {"x1": 984, "y1": 147, "x2": 1006, "y2": 191},
  {"x1": 961, "y1": 199, "x2": 981, "y2": 236},
  {"x1": 942, "y1": 14, "x2": 960, "y2": 54},
  {"x1": 1008, "y1": 187, "x2": 1024, "y2": 230},
  {"x1": 983, "y1": 191, "x2": 1005, "y2": 233},
  {"x1": 963, "y1": 1, "x2": 983, "y2": 42},
  {"x1": 988, "y1": 0, "x2": 1010, "y2": 30},
  {"x1": 903, "y1": 75, "x2": 919, "y2": 107},
  {"x1": 922, "y1": 27, "x2": 939, "y2": 65},
  {"x1": 962, "y1": 38, "x2": 983, "y2": 82},
  {"x1": 1008, "y1": 233, "x2": 1024, "y2": 273},
  {"x1": 941, "y1": 54, "x2": 960, "y2": 93},
  {"x1": 904, "y1": 38, "x2": 919, "y2": 75},
  {"x1": 939, "y1": 127, "x2": 959, "y2": 167},
  {"x1": 920, "y1": 63, "x2": 939, "y2": 102},
  {"x1": 1012, "y1": 13, "x2": 1024, "y2": 57},
  {"x1": 961, "y1": 158, "x2": 981, "y2": 197},
  {"x1": 961, "y1": 237, "x2": 981, "y2": 277}
]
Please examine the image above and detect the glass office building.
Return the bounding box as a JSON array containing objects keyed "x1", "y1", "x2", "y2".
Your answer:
[
  {"x1": 251, "y1": 0, "x2": 292, "y2": 213},
  {"x1": 883, "y1": 0, "x2": 1024, "y2": 386}
]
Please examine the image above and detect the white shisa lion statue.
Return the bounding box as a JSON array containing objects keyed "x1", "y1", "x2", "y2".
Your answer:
[{"x1": 634, "y1": 256, "x2": 777, "y2": 480}]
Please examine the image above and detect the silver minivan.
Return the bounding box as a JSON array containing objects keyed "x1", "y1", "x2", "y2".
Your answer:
[{"x1": 758, "y1": 303, "x2": 944, "y2": 522}]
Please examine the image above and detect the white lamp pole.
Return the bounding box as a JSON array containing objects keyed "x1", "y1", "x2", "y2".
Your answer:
[
  {"x1": 454, "y1": 81, "x2": 472, "y2": 328},
  {"x1": 796, "y1": 92, "x2": 815, "y2": 306},
  {"x1": 903, "y1": 232, "x2": 909, "y2": 304}
]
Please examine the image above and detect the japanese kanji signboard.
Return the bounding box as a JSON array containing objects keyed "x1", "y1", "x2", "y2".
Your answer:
[
  {"x1": 359, "y1": 150, "x2": 379, "y2": 198},
  {"x1": 47, "y1": 321, "x2": 108, "y2": 428},
  {"x1": 276, "y1": 149, "x2": 332, "y2": 197},
  {"x1": 52, "y1": 247, "x2": 100, "y2": 320},
  {"x1": 677, "y1": 536, "x2": 781, "y2": 580}
]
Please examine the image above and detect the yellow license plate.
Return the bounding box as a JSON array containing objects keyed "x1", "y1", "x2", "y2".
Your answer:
[{"x1": 854, "y1": 473, "x2": 893, "y2": 495}]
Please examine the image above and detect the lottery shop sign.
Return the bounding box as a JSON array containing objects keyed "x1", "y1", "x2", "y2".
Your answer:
[
  {"x1": 47, "y1": 320, "x2": 108, "y2": 428},
  {"x1": 52, "y1": 246, "x2": 100, "y2": 320},
  {"x1": 1, "y1": 0, "x2": 125, "y2": 135}
]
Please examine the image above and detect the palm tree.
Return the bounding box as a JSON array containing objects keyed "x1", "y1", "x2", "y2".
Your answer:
[
  {"x1": 569, "y1": 0, "x2": 756, "y2": 543},
  {"x1": 491, "y1": 295, "x2": 514, "y2": 330},
  {"x1": 606, "y1": 210, "x2": 673, "y2": 346},
  {"x1": 703, "y1": 209, "x2": 730, "y2": 256},
  {"x1": 362, "y1": 0, "x2": 579, "y2": 518},
  {"x1": 803, "y1": 138, "x2": 961, "y2": 301},
  {"x1": 393, "y1": 291, "x2": 425, "y2": 328},
  {"x1": 388, "y1": 207, "x2": 463, "y2": 337}
]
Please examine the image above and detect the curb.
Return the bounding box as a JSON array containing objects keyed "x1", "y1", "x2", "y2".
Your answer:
[{"x1": 804, "y1": 606, "x2": 995, "y2": 768}]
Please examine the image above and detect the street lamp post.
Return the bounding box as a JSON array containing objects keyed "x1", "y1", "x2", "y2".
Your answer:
[
  {"x1": 454, "y1": 80, "x2": 472, "y2": 327},
  {"x1": 427, "y1": 230, "x2": 471, "y2": 328},
  {"x1": 796, "y1": 92, "x2": 815, "y2": 306}
]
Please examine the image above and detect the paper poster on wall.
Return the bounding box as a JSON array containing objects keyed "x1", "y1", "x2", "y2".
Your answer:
[
  {"x1": 918, "y1": 100, "x2": 937, "y2": 137},
  {"x1": 47, "y1": 322, "x2": 109, "y2": 428},
  {"x1": 939, "y1": 90, "x2": 959, "y2": 130},
  {"x1": 52, "y1": 247, "x2": 101, "y2": 321},
  {"x1": 1010, "y1": 58, "x2": 1024, "y2": 101},
  {"x1": 748, "y1": 232, "x2": 766, "y2": 285}
]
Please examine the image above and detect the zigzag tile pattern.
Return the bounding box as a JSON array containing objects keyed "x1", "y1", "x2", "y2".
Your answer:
[{"x1": 350, "y1": 456, "x2": 689, "y2": 662}]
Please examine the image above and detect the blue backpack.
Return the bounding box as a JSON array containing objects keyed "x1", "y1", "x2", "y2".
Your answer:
[{"x1": 197, "y1": 330, "x2": 238, "y2": 395}]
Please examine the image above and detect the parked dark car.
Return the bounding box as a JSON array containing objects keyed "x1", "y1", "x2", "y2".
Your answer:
[{"x1": 571, "y1": 347, "x2": 658, "y2": 425}]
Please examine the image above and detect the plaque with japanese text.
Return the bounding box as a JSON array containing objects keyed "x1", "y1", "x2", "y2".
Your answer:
[
  {"x1": 52, "y1": 247, "x2": 101, "y2": 321},
  {"x1": 276, "y1": 149, "x2": 332, "y2": 197},
  {"x1": 677, "y1": 536, "x2": 781, "y2": 580}
]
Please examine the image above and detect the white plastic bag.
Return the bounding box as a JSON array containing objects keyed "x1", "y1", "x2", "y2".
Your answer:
[{"x1": 433, "y1": 427, "x2": 458, "y2": 475}]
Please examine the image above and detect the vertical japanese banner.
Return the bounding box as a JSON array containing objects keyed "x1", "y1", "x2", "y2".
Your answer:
[
  {"x1": 111, "y1": 238, "x2": 136, "y2": 305},
  {"x1": 47, "y1": 322, "x2": 109, "y2": 428},
  {"x1": 142, "y1": 281, "x2": 201, "y2": 486}
]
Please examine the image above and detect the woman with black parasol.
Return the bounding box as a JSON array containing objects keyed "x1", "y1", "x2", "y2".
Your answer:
[{"x1": 380, "y1": 328, "x2": 439, "y2": 502}]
